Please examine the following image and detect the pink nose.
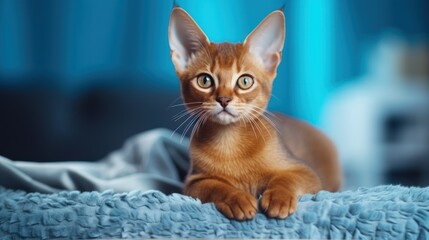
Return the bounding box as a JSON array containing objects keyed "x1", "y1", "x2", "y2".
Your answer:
[{"x1": 216, "y1": 96, "x2": 231, "y2": 108}]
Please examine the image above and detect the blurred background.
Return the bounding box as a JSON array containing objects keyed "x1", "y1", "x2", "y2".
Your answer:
[{"x1": 0, "y1": 0, "x2": 428, "y2": 190}]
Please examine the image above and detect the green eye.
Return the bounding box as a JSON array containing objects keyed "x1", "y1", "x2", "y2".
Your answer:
[
  {"x1": 196, "y1": 74, "x2": 213, "y2": 89},
  {"x1": 237, "y1": 75, "x2": 254, "y2": 90}
]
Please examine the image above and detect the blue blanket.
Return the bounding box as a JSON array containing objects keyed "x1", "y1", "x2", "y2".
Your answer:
[
  {"x1": 0, "y1": 129, "x2": 189, "y2": 194},
  {"x1": 0, "y1": 185, "x2": 428, "y2": 239},
  {"x1": 1, "y1": 129, "x2": 429, "y2": 239}
]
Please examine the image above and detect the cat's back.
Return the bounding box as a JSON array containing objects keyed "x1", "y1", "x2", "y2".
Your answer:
[{"x1": 274, "y1": 113, "x2": 342, "y2": 192}]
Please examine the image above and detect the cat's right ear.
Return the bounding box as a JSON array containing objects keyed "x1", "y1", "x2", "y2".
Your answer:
[{"x1": 168, "y1": 7, "x2": 210, "y2": 73}]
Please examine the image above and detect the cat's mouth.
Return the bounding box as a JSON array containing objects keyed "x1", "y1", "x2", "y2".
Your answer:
[
  {"x1": 212, "y1": 109, "x2": 239, "y2": 125},
  {"x1": 217, "y1": 109, "x2": 236, "y2": 117}
]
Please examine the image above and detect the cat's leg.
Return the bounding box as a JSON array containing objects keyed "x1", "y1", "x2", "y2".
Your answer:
[
  {"x1": 184, "y1": 174, "x2": 257, "y2": 220},
  {"x1": 260, "y1": 165, "x2": 322, "y2": 218}
]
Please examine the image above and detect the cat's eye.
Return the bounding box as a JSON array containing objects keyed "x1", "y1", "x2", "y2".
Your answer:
[
  {"x1": 237, "y1": 75, "x2": 254, "y2": 90},
  {"x1": 196, "y1": 74, "x2": 214, "y2": 89}
]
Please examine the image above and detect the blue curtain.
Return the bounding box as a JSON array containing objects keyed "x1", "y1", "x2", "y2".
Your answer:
[
  {"x1": 0, "y1": 0, "x2": 336, "y2": 124},
  {"x1": 1, "y1": 0, "x2": 429, "y2": 125}
]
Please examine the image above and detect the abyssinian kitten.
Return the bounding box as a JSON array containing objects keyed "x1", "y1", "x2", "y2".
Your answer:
[{"x1": 168, "y1": 7, "x2": 341, "y2": 220}]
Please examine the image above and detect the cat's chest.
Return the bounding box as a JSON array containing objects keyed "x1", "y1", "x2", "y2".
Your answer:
[
  {"x1": 190, "y1": 127, "x2": 290, "y2": 176},
  {"x1": 190, "y1": 145, "x2": 272, "y2": 195},
  {"x1": 192, "y1": 133, "x2": 262, "y2": 165},
  {"x1": 190, "y1": 134, "x2": 291, "y2": 195},
  {"x1": 194, "y1": 155, "x2": 265, "y2": 196},
  {"x1": 190, "y1": 137, "x2": 284, "y2": 176},
  {"x1": 192, "y1": 128, "x2": 264, "y2": 157}
]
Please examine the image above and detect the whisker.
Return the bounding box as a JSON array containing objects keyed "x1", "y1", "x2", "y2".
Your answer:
[
  {"x1": 246, "y1": 111, "x2": 267, "y2": 142},
  {"x1": 172, "y1": 107, "x2": 194, "y2": 118},
  {"x1": 252, "y1": 118, "x2": 265, "y2": 142},
  {"x1": 172, "y1": 110, "x2": 189, "y2": 121},
  {"x1": 244, "y1": 110, "x2": 265, "y2": 142},
  {"x1": 247, "y1": 107, "x2": 281, "y2": 135},
  {"x1": 200, "y1": 112, "x2": 211, "y2": 129},
  {"x1": 182, "y1": 112, "x2": 208, "y2": 142},
  {"x1": 261, "y1": 114, "x2": 281, "y2": 134},
  {"x1": 246, "y1": 104, "x2": 281, "y2": 120},
  {"x1": 270, "y1": 94, "x2": 281, "y2": 102},
  {"x1": 239, "y1": 113, "x2": 247, "y2": 129},
  {"x1": 181, "y1": 114, "x2": 199, "y2": 142},
  {"x1": 190, "y1": 115, "x2": 203, "y2": 140},
  {"x1": 233, "y1": 104, "x2": 281, "y2": 131},
  {"x1": 169, "y1": 102, "x2": 204, "y2": 108},
  {"x1": 171, "y1": 109, "x2": 204, "y2": 137},
  {"x1": 173, "y1": 107, "x2": 202, "y2": 121},
  {"x1": 167, "y1": 95, "x2": 183, "y2": 108},
  {"x1": 248, "y1": 109, "x2": 273, "y2": 138},
  {"x1": 191, "y1": 111, "x2": 210, "y2": 139},
  {"x1": 241, "y1": 114, "x2": 257, "y2": 139}
]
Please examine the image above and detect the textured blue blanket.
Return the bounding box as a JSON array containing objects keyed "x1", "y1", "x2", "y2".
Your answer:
[{"x1": 0, "y1": 185, "x2": 428, "y2": 239}]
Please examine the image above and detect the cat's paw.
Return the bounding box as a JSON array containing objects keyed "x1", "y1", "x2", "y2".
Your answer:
[
  {"x1": 260, "y1": 189, "x2": 297, "y2": 219},
  {"x1": 215, "y1": 192, "x2": 257, "y2": 221}
]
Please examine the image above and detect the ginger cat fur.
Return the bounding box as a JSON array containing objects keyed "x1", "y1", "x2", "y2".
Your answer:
[{"x1": 168, "y1": 7, "x2": 341, "y2": 220}]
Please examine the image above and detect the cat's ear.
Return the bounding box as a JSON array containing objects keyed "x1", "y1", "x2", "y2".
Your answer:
[
  {"x1": 168, "y1": 7, "x2": 210, "y2": 73},
  {"x1": 244, "y1": 10, "x2": 285, "y2": 73}
]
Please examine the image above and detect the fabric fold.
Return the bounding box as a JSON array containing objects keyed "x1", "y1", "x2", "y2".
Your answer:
[{"x1": 0, "y1": 128, "x2": 190, "y2": 194}]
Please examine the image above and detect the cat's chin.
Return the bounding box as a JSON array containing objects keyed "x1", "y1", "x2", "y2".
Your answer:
[{"x1": 211, "y1": 111, "x2": 239, "y2": 125}]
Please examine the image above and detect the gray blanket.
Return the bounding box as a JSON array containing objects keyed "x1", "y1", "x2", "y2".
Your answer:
[{"x1": 0, "y1": 129, "x2": 190, "y2": 194}]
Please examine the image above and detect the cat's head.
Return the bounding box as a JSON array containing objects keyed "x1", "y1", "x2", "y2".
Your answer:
[{"x1": 168, "y1": 7, "x2": 285, "y2": 125}]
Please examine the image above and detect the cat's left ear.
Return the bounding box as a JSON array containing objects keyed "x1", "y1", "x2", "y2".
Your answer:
[{"x1": 244, "y1": 10, "x2": 285, "y2": 73}]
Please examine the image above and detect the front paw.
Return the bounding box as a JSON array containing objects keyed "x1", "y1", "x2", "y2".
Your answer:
[
  {"x1": 260, "y1": 189, "x2": 297, "y2": 219},
  {"x1": 215, "y1": 191, "x2": 257, "y2": 221}
]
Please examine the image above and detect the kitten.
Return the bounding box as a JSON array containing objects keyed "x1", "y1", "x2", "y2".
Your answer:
[{"x1": 168, "y1": 7, "x2": 341, "y2": 220}]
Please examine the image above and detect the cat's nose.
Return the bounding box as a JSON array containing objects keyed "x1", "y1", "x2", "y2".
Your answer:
[{"x1": 216, "y1": 96, "x2": 232, "y2": 108}]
